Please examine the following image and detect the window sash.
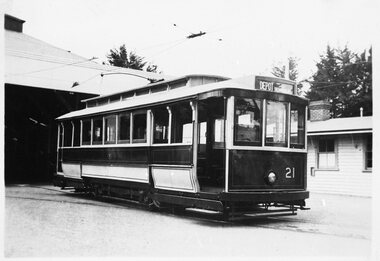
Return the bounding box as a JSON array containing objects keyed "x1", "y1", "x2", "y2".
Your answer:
[
  {"x1": 132, "y1": 111, "x2": 147, "y2": 143},
  {"x1": 265, "y1": 100, "x2": 288, "y2": 147},
  {"x1": 81, "y1": 119, "x2": 92, "y2": 145},
  {"x1": 234, "y1": 98, "x2": 262, "y2": 146},
  {"x1": 365, "y1": 135, "x2": 372, "y2": 169},
  {"x1": 318, "y1": 152, "x2": 336, "y2": 169},
  {"x1": 92, "y1": 117, "x2": 103, "y2": 144},
  {"x1": 118, "y1": 113, "x2": 131, "y2": 143},
  {"x1": 104, "y1": 115, "x2": 116, "y2": 144}
]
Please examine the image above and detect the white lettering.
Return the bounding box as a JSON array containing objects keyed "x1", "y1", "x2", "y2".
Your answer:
[
  {"x1": 259, "y1": 81, "x2": 274, "y2": 91},
  {"x1": 285, "y1": 167, "x2": 295, "y2": 178}
]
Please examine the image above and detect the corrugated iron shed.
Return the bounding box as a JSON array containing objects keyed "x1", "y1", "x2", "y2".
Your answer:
[{"x1": 5, "y1": 30, "x2": 175, "y2": 95}]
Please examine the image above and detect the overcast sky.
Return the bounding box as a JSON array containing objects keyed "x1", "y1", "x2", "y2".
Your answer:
[{"x1": 4, "y1": 0, "x2": 378, "y2": 80}]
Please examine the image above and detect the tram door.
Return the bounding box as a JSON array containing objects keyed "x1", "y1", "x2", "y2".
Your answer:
[{"x1": 197, "y1": 97, "x2": 226, "y2": 192}]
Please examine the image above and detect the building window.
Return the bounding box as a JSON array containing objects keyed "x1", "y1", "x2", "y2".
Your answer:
[
  {"x1": 152, "y1": 106, "x2": 169, "y2": 144},
  {"x1": 92, "y1": 117, "x2": 103, "y2": 144},
  {"x1": 234, "y1": 98, "x2": 262, "y2": 145},
  {"x1": 365, "y1": 134, "x2": 372, "y2": 170},
  {"x1": 104, "y1": 115, "x2": 116, "y2": 144},
  {"x1": 318, "y1": 138, "x2": 336, "y2": 169},
  {"x1": 132, "y1": 111, "x2": 147, "y2": 143},
  {"x1": 171, "y1": 102, "x2": 193, "y2": 144},
  {"x1": 265, "y1": 100, "x2": 288, "y2": 147},
  {"x1": 118, "y1": 113, "x2": 130, "y2": 143},
  {"x1": 82, "y1": 119, "x2": 92, "y2": 145}
]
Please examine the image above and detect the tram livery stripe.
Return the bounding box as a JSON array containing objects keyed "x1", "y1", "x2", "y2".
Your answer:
[{"x1": 61, "y1": 145, "x2": 192, "y2": 165}]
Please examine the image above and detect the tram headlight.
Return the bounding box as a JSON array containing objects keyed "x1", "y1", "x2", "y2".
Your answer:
[{"x1": 267, "y1": 171, "x2": 277, "y2": 184}]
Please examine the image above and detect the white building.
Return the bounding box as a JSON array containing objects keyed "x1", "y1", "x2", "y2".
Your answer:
[{"x1": 307, "y1": 100, "x2": 372, "y2": 197}]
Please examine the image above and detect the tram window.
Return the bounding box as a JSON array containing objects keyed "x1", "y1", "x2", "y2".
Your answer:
[
  {"x1": 73, "y1": 120, "x2": 81, "y2": 146},
  {"x1": 171, "y1": 102, "x2": 193, "y2": 144},
  {"x1": 290, "y1": 104, "x2": 305, "y2": 148},
  {"x1": 63, "y1": 121, "x2": 73, "y2": 147},
  {"x1": 132, "y1": 111, "x2": 147, "y2": 143},
  {"x1": 82, "y1": 119, "x2": 92, "y2": 145},
  {"x1": 234, "y1": 98, "x2": 262, "y2": 145},
  {"x1": 198, "y1": 121, "x2": 207, "y2": 153},
  {"x1": 118, "y1": 113, "x2": 130, "y2": 143},
  {"x1": 152, "y1": 107, "x2": 169, "y2": 144},
  {"x1": 265, "y1": 101, "x2": 288, "y2": 147},
  {"x1": 58, "y1": 123, "x2": 64, "y2": 148},
  {"x1": 105, "y1": 115, "x2": 116, "y2": 144},
  {"x1": 214, "y1": 118, "x2": 225, "y2": 147},
  {"x1": 92, "y1": 117, "x2": 103, "y2": 144}
]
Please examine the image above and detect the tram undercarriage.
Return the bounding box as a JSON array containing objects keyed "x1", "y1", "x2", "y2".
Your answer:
[{"x1": 54, "y1": 175, "x2": 308, "y2": 220}]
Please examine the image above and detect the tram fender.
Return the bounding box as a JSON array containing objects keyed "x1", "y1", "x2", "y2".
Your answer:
[{"x1": 151, "y1": 193, "x2": 224, "y2": 212}]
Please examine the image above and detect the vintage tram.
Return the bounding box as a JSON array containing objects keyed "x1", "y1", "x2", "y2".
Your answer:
[{"x1": 54, "y1": 74, "x2": 309, "y2": 220}]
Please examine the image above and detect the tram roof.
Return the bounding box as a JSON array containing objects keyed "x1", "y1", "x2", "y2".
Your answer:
[{"x1": 57, "y1": 75, "x2": 307, "y2": 120}]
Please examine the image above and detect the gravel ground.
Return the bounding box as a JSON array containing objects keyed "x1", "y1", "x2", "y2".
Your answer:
[{"x1": 3, "y1": 184, "x2": 374, "y2": 259}]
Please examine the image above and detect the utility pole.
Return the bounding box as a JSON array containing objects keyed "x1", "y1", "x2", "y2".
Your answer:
[{"x1": 186, "y1": 31, "x2": 206, "y2": 39}]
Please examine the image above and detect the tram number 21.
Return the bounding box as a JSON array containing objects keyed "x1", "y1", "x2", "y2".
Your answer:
[{"x1": 285, "y1": 167, "x2": 295, "y2": 179}]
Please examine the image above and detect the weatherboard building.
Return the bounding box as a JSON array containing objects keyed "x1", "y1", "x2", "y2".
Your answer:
[{"x1": 307, "y1": 100, "x2": 372, "y2": 197}]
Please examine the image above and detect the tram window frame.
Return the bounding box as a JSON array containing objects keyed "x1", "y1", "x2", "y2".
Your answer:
[
  {"x1": 104, "y1": 115, "x2": 117, "y2": 144},
  {"x1": 265, "y1": 100, "x2": 288, "y2": 147},
  {"x1": 290, "y1": 104, "x2": 306, "y2": 149},
  {"x1": 58, "y1": 123, "x2": 64, "y2": 148},
  {"x1": 132, "y1": 110, "x2": 147, "y2": 144},
  {"x1": 81, "y1": 119, "x2": 92, "y2": 145},
  {"x1": 118, "y1": 112, "x2": 131, "y2": 144},
  {"x1": 73, "y1": 120, "x2": 81, "y2": 146},
  {"x1": 171, "y1": 101, "x2": 193, "y2": 144},
  {"x1": 152, "y1": 106, "x2": 169, "y2": 144},
  {"x1": 92, "y1": 117, "x2": 103, "y2": 145},
  {"x1": 63, "y1": 121, "x2": 73, "y2": 147},
  {"x1": 234, "y1": 97, "x2": 262, "y2": 146}
]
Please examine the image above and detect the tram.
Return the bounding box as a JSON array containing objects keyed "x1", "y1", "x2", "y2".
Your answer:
[{"x1": 54, "y1": 74, "x2": 309, "y2": 219}]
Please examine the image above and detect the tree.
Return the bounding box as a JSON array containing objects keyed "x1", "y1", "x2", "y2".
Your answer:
[
  {"x1": 305, "y1": 45, "x2": 372, "y2": 118},
  {"x1": 106, "y1": 44, "x2": 159, "y2": 73},
  {"x1": 271, "y1": 56, "x2": 303, "y2": 95}
]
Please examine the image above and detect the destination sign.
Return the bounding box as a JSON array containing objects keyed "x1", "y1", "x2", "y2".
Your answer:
[{"x1": 255, "y1": 77, "x2": 295, "y2": 95}]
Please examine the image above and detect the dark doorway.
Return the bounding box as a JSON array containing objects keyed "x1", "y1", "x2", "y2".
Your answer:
[
  {"x1": 4, "y1": 84, "x2": 94, "y2": 184},
  {"x1": 197, "y1": 97, "x2": 226, "y2": 192}
]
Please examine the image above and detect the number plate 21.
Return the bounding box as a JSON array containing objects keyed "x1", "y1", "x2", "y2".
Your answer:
[{"x1": 285, "y1": 167, "x2": 295, "y2": 179}]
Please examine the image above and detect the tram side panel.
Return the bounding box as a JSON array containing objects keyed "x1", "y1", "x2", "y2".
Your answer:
[{"x1": 57, "y1": 145, "x2": 195, "y2": 192}]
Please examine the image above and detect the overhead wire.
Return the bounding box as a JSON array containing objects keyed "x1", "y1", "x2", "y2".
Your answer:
[{"x1": 7, "y1": 57, "x2": 98, "y2": 76}]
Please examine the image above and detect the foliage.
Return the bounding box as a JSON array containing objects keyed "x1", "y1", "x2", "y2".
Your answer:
[
  {"x1": 107, "y1": 44, "x2": 159, "y2": 73},
  {"x1": 305, "y1": 45, "x2": 372, "y2": 117}
]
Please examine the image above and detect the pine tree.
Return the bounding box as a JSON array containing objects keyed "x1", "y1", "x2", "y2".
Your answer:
[
  {"x1": 305, "y1": 45, "x2": 372, "y2": 117},
  {"x1": 106, "y1": 44, "x2": 159, "y2": 73}
]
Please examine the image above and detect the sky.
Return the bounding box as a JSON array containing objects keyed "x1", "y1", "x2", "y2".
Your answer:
[{"x1": 3, "y1": 0, "x2": 378, "y2": 81}]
